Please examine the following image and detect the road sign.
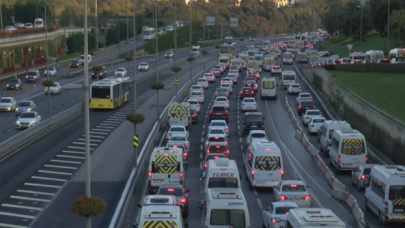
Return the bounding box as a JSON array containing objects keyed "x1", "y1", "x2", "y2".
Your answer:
[
  {"x1": 347, "y1": 44, "x2": 353, "y2": 51},
  {"x1": 175, "y1": 78, "x2": 178, "y2": 85},
  {"x1": 203, "y1": 58, "x2": 206, "y2": 63},
  {"x1": 133, "y1": 135, "x2": 139, "y2": 148},
  {"x1": 229, "y1": 17, "x2": 239, "y2": 27},
  {"x1": 206, "y1": 16, "x2": 215, "y2": 26}
]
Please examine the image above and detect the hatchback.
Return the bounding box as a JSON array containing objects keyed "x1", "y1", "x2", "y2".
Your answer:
[
  {"x1": 287, "y1": 83, "x2": 302, "y2": 94},
  {"x1": 166, "y1": 125, "x2": 188, "y2": 140},
  {"x1": 351, "y1": 164, "x2": 376, "y2": 191},
  {"x1": 271, "y1": 66, "x2": 282, "y2": 76},
  {"x1": 214, "y1": 96, "x2": 229, "y2": 108},
  {"x1": 220, "y1": 83, "x2": 232, "y2": 94},
  {"x1": 307, "y1": 117, "x2": 326, "y2": 134},
  {"x1": 208, "y1": 120, "x2": 229, "y2": 136},
  {"x1": 296, "y1": 92, "x2": 312, "y2": 104},
  {"x1": 187, "y1": 99, "x2": 200, "y2": 113},
  {"x1": 273, "y1": 180, "x2": 311, "y2": 208},
  {"x1": 197, "y1": 78, "x2": 209, "y2": 89},
  {"x1": 215, "y1": 88, "x2": 229, "y2": 97},
  {"x1": 209, "y1": 105, "x2": 228, "y2": 122},
  {"x1": 239, "y1": 87, "x2": 255, "y2": 99},
  {"x1": 241, "y1": 97, "x2": 257, "y2": 112},
  {"x1": 203, "y1": 73, "x2": 215, "y2": 82},
  {"x1": 15, "y1": 100, "x2": 36, "y2": 116},
  {"x1": 302, "y1": 109, "x2": 323, "y2": 126},
  {"x1": 262, "y1": 202, "x2": 299, "y2": 228}
]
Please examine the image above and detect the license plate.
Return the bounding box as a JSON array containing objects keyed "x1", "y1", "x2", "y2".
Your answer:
[
  {"x1": 245, "y1": 92, "x2": 250, "y2": 94},
  {"x1": 251, "y1": 125, "x2": 257, "y2": 127},
  {"x1": 216, "y1": 113, "x2": 222, "y2": 115},
  {"x1": 305, "y1": 107, "x2": 309, "y2": 109},
  {"x1": 257, "y1": 181, "x2": 266, "y2": 184}
]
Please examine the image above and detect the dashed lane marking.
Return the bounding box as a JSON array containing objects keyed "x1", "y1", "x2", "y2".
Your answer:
[
  {"x1": 77, "y1": 138, "x2": 102, "y2": 142},
  {"x1": 16, "y1": 190, "x2": 55, "y2": 196},
  {"x1": 38, "y1": 170, "x2": 72, "y2": 176},
  {"x1": 95, "y1": 125, "x2": 115, "y2": 129},
  {"x1": 254, "y1": 189, "x2": 258, "y2": 195},
  {"x1": 240, "y1": 145, "x2": 243, "y2": 150},
  {"x1": 91, "y1": 128, "x2": 111, "y2": 132},
  {"x1": 256, "y1": 198, "x2": 263, "y2": 209},
  {"x1": 67, "y1": 146, "x2": 95, "y2": 150},
  {"x1": 44, "y1": 165, "x2": 77, "y2": 170},
  {"x1": 89, "y1": 131, "x2": 108, "y2": 135},
  {"x1": 85, "y1": 134, "x2": 105, "y2": 138},
  {"x1": 1, "y1": 204, "x2": 42, "y2": 211}
]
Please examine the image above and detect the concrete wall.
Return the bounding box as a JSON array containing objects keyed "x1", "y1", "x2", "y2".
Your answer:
[{"x1": 301, "y1": 67, "x2": 405, "y2": 164}]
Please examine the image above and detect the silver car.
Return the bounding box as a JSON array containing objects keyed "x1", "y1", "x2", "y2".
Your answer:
[
  {"x1": 213, "y1": 65, "x2": 224, "y2": 74},
  {"x1": 296, "y1": 92, "x2": 312, "y2": 104},
  {"x1": 44, "y1": 67, "x2": 57, "y2": 76},
  {"x1": 165, "y1": 51, "x2": 174, "y2": 58},
  {"x1": 203, "y1": 73, "x2": 215, "y2": 82},
  {"x1": 16, "y1": 111, "x2": 41, "y2": 129},
  {"x1": 302, "y1": 109, "x2": 322, "y2": 126},
  {"x1": 287, "y1": 83, "x2": 302, "y2": 94},
  {"x1": 15, "y1": 100, "x2": 36, "y2": 116},
  {"x1": 0, "y1": 97, "x2": 17, "y2": 111},
  {"x1": 262, "y1": 202, "x2": 299, "y2": 228},
  {"x1": 138, "y1": 62, "x2": 149, "y2": 71},
  {"x1": 351, "y1": 164, "x2": 376, "y2": 191},
  {"x1": 215, "y1": 88, "x2": 229, "y2": 97}
]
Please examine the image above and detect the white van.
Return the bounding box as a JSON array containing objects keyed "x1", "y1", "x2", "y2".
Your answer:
[
  {"x1": 244, "y1": 141, "x2": 284, "y2": 189},
  {"x1": 201, "y1": 158, "x2": 241, "y2": 193},
  {"x1": 191, "y1": 45, "x2": 200, "y2": 55},
  {"x1": 365, "y1": 165, "x2": 405, "y2": 225},
  {"x1": 148, "y1": 147, "x2": 185, "y2": 194},
  {"x1": 284, "y1": 208, "x2": 346, "y2": 228},
  {"x1": 283, "y1": 52, "x2": 293, "y2": 65},
  {"x1": 281, "y1": 70, "x2": 297, "y2": 90},
  {"x1": 199, "y1": 188, "x2": 250, "y2": 228},
  {"x1": 78, "y1": 54, "x2": 92, "y2": 65},
  {"x1": 34, "y1": 18, "x2": 44, "y2": 28},
  {"x1": 318, "y1": 121, "x2": 351, "y2": 157},
  {"x1": 135, "y1": 205, "x2": 188, "y2": 228},
  {"x1": 260, "y1": 77, "x2": 277, "y2": 100},
  {"x1": 329, "y1": 129, "x2": 368, "y2": 172}
]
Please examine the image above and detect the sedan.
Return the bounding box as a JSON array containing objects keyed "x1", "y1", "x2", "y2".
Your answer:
[
  {"x1": 25, "y1": 23, "x2": 33, "y2": 29},
  {"x1": 16, "y1": 111, "x2": 41, "y2": 129},
  {"x1": 296, "y1": 92, "x2": 312, "y2": 104},
  {"x1": 165, "y1": 51, "x2": 174, "y2": 58},
  {"x1": 115, "y1": 68, "x2": 127, "y2": 77},
  {"x1": 214, "y1": 65, "x2": 224, "y2": 74},
  {"x1": 262, "y1": 202, "x2": 299, "y2": 228},
  {"x1": 6, "y1": 78, "x2": 22, "y2": 90},
  {"x1": 189, "y1": 91, "x2": 204, "y2": 103},
  {"x1": 220, "y1": 83, "x2": 232, "y2": 94},
  {"x1": 0, "y1": 97, "x2": 17, "y2": 111},
  {"x1": 239, "y1": 87, "x2": 255, "y2": 99},
  {"x1": 208, "y1": 120, "x2": 229, "y2": 136},
  {"x1": 4, "y1": 26, "x2": 17, "y2": 31},
  {"x1": 166, "y1": 133, "x2": 190, "y2": 154},
  {"x1": 187, "y1": 99, "x2": 200, "y2": 113},
  {"x1": 220, "y1": 78, "x2": 233, "y2": 86},
  {"x1": 15, "y1": 100, "x2": 36, "y2": 116},
  {"x1": 214, "y1": 96, "x2": 229, "y2": 108},
  {"x1": 203, "y1": 73, "x2": 215, "y2": 82},
  {"x1": 206, "y1": 127, "x2": 227, "y2": 139},
  {"x1": 157, "y1": 185, "x2": 189, "y2": 217},
  {"x1": 302, "y1": 109, "x2": 322, "y2": 126},
  {"x1": 70, "y1": 60, "x2": 80, "y2": 68},
  {"x1": 197, "y1": 78, "x2": 209, "y2": 89},
  {"x1": 138, "y1": 62, "x2": 149, "y2": 71},
  {"x1": 273, "y1": 180, "x2": 311, "y2": 208},
  {"x1": 241, "y1": 97, "x2": 257, "y2": 112},
  {"x1": 44, "y1": 67, "x2": 58, "y2": 76},
  {"x1": 190, "y1": 84, "x2": 204, "y2": 92},
  {"x1": 201, "y1": 153, "x2": 226, "y2": 170},
  {"x1": 166, "y1": 125, "x2": 188, "y2": 140},
  {"x1": 166, "y1": 26, "x2": 174, "y2": 31},
  {"x1": 307, "y1": 117, "x2": 326, "y2": 134},
  {"x1": 246, "y1": 130, "x2": 268, "y2": 145},
  {"x1": 227, "y1": 74, "x2": 238, "y2": 84},
  {"x1": 211, "y1": 68, "x2": 221, "y2": 77},
  {"x1": 351, "y1": 164, "x2": 376, "y2": 191},
  {"x1": 215, "y1": 88, "x2": 229, "y2": 97},
  {"x1": 287, "y1": 83, "x2": 302, "y2": 94},
  {"x1": 271, "y1": 66, "x2": 282, "y2": 76},
  {"x1": 297, "y1": 101, "x2": 315, "y2": 116}
]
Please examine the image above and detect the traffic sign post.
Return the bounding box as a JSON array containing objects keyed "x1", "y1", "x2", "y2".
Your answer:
[
  {"x1": 174, "y1": 77, "x2": 178, "y2": 95},
  {"x1": 203, "y1": 58, "x2": 206, "y2": 70},
  {"x1": 133, "y1": 135, "x2": 139, "y2": 148},
  {"x1": 229, "y1": 17, "x2": 239, "y2": 27},
  {"x1": 347, "y1": 44, "x2": 353, "y2": 55}
]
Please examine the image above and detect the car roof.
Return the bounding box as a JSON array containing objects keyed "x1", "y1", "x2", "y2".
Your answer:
[
  {"x1": 359, "y1": 164, "x2": 377, "y2": 169},
  {"x1": 139, "y1": 62, "x2": 147, "y2": 64},
  {"x1": 210, "y1": 120, "x2": 226, "y2": 124},
  {"x1": 272, "y1": 201, "x2": 299, "y2": 208},
  {"x1": 212, "y1": 104, "x2": 226, "y2": 108},
  {"x1": 209, "y1": 127, "x2": 225, "y2": 130},
  {"x1": 243, "y1": 97, "x2": 255, "y2": 101},
  {"x1": 250, "y1": 130, "x2": 266, "y2": 134},
  {"x1": 18, "y1": 100, "x2": 33, "y2": 103},
  {"x1": 281, "y1": 180, "x2": 305, "y2": 185},
  {"x1": 311, "y1": 116, "x2": 325, "y2": 120}
]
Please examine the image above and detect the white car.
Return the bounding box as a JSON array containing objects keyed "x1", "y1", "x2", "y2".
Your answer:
[
  {"x1": 25, "y1": 23, "x2": 33, "y2": 29},
  {"x1": 226, "y1": 74, "x2": 238, "y2": 84},
  {"x1": 189, "y1": 91, "x2": 204, "y2": 103},
  {"x1": 220, "y1": 83, "x2": 233, "y2": 94},
  {"x1": 228, "y1": 70, "x2": 239, "y2": 77},
  {"x1": 187, "y1": 99, "x2": 200, "y2": 113},
  {"x1": 214, "y1": 96, "x2": 229, "y2": 108},
  {"x1": 262, "y1": 202, "x2": 299, "y2": 228},
  {"x1": 115, "y1": 68, "x2": 127, "y2": 77},
  {"x1": 197, "y1": 78, "x2": 209, "y2": 89},
  {"x1": 44, "y1": 67, "x2": 58, "y2": 76},
  {"x1": 190, "y1": 84, "x2": 203, "y2": 92},
  {"x1": 287, "y1": 83, "x2": 302, "y2": 94},
  {"x1": 0, "y1": 97, "x2": 17, "y2": 111},
  {"x1": 307, "y1": 116, "x2": 326, "y2": 134},
  {"x1": 220, "y1": 78, "x2": 233, "y2": 86},
  {"x1": 166, "y1": 125, "x2": 188, "y2": 140},
  {"x1": 302, "y1": 109, "x2": 322, "y2": 126},
  {"x1": 250, "y1": 37, "x2": 256, "y2": 41},
  {"x1": 203, "y1": 73, "x2": 215, "y2": 82},
  {"x1": 44, "y1": 82, "x2": 62, "y2": 95},
  {"x1": 166, "y1": 26, "x2": 174, "y2": 31},
  {"x1": 296, "y1": 92, "x2": 312, "y2": 104},
  {"x1": 245, "y1": 130, "x2": 268, "y2": 145},
  {"x1": 273, "y1": 180, "x2": 311, "y2": 208},
  {"x1": 208, "y1": 120, "x2": 229, "y2": 136},
  {"x1": 138, "y1": 62, "x2": 149, "y2": 71},
  {"x1": 16, "y1": 111, "x2": 42, "y2": 129},
  {"x1": 206, "y1": 127, "x2": 227, "y2": 139},
  {"x1": 241, "y1": 97, "x2": 257, "y2": 111}
]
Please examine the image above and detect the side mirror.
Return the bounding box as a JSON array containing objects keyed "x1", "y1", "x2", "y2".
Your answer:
[{"x1": 137, "y1": 203, "x2": 142, "y2": 208}]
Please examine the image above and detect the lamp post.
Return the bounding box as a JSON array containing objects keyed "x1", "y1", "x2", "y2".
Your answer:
[
  {"x1": 95, "y1": 0, "x2": 98, "y2": 55},
  {"x1": 346, "y1": 7, "x2": 353, "y2": 41},
  {"x1": 356, "y1": 5, "x2": 362, "y2": 50},
  {"x1": 0, "y1": 1, "x2": 3, "y2": 30},
  {"x1": 174, "y1": 0, "x2": 177, "y2": 63},
  {"x1": 387, "y1": 0, "x2": 390, "y2": 54},
  {"x1": 44, "y1": 0, "x2": 51, "y2": 119},
  {"x1": 188, "y1": 3, "x2": 193, "y2": 52},
  {"x1": 154, "y1": 0, "x2": 160, "y2": 119},
  {"x1": 126, "y1": 0, "x2": 129, "y2": 45},
  {"x1": 132, "y1": 0, "x2": 138, "y2": 168}
]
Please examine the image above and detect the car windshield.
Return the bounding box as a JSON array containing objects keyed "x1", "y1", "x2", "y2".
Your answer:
[
  {"x1": 158, "y1": 188, "x2": 183, "y2": 196},
  {"x1": 50, "y1": 84, "x2": 58, "y2": 87},
  {"x1": 0, "y1": 98, "x2": 11, "y2": 102},
  {"x1": 282, "y1": 184, "x2": 306, "y2": 192},
  {"x1": 166, "y1": 52, "x2": 172, "y2": 54},
  {"x1": 140, "y1": 63, "x2": 147, "y2": 66},
  {"x1": 208, "y1": 145, "x2": 227, "y2": 151},
  {"x1": 192, "y1": 86, "x2": 201, "y2": 89},
  {"x1": 27, "y1": 71, "x2": 37, "y2": 76},
  {"x1": 389, "y1": 186, "x2": 405, "y2": 200},
  {"x1": 71, "y1": 61, "x2": 78, "y2": 63},
  {"x1": 9, "y1": 79, "x2": 18, "y2": 83},
  {"x1": 251, "y1": 133, "x2": 265, "y2": 138},
  {"x1": 170, "y1": 128, "x2": 184, "y2": 132},
  {"x1": 19, "y1": 102, "x2": 31, "y2": 107},
  {"x1": 20, "y1": 113, "x2": 35, "y2": 118},
  {"x1": 117, "y1": 69, "x2": 124, "y2": 72},
  {"x1": 48, "y1": 67, "x2": 55, "y2": 71},
  {"x1": 275, "y1": 206, "x2": 297, "y2": 214}
]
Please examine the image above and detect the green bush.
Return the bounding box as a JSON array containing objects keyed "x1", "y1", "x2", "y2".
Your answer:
[
  {"x1": 324, "y1": 63, "x2": 405, "y2": 73},
  {"x1": 14, "y1": 48, "x2": 22, "y2": 65},
  {"x1": 66, "y1": 32, "x2": 96, "y2": 54},
  {"x1": 0, "y1": 53, "x2": 3, "y2": 68}
]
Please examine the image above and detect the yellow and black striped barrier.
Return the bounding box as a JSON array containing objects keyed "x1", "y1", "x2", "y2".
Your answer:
[
  {"x1": 133, "y1": 134, "x2": 139, "y2": 148},
  {"x1": 174, "y1": 78, "x2": 178, "y2": 85}
]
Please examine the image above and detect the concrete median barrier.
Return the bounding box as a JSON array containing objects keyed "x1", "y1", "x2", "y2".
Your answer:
[
  {"x1": 295, "y1": 130, "x2": 303, "y2": 141},
  {"x1": 332, "y1": 187, "x2": 366, "y2": 227}
]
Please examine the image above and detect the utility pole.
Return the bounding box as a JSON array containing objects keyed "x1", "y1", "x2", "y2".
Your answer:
[
  {"x1": 45, "y1": 0, "x2": 51, "y2": 119},
  {"x1": 132, "y1": 0, "x2": 138, "y2": 168},
  {"x1": 155, "y1": 0, "x2": 160, "y2": 119},
  {"x1": 0, "y1": 1, "x2": 3, "y2": 30},
  {"x1": 95, "y1": 0, "x2": 98, "y2": 54},
  {"x1": 189, "y1": 5, "x2": 192, "y2": 52},
  {"x1": 387, "y1": 0, "x2": 390, "y2": 54},
  {"x1": 174, "y1": 0, "x2": 177, "y2": 63},
  {"x1": 126, "y1": 0, "x2": 129, "y2": 44}
]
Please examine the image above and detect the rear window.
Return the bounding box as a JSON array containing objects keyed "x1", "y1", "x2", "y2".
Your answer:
[
  {"x1": 170, "y1": 127, "x2": 184, "y2": 132},
  {"x1": 254, "y1": 156, "x2": 281, "y2": 170},
  {"x1": 342, "y1": 58, "x2": 351, "y2": 63},
  {"x1": 217, "y1": 88, "x2": 227, "y2": 92},
  {"x1": 170, "y1": 136, "x2": 187, "y2": 141},
  {"x1": 212, "y1": 106, "x2": 226, "y2": 112},
  {"x1": 158, "y1": 188, "x2": 183, "y2": 196},
  {"x1": 275, "y1": 206, "x2": 297, "y2": 214},
  {"x1": 242, "y1": 87, "x2": 252, "y2": 91},
  {"x1": 301, "y1": 102, "x2": 314, "y2": 106},
  {"x1": 210, "y1": 129, "x2": 225, "y2": 134},
  {"x1": 363, "y1": 168, "x2": 372, "y2": 175},
  {"x1": 198, "y1": 79, "x2": 206, "y2": 82},
  {"x1": 192, "y1": 86, "x2": 201, "y2": 89},
  {"x1": 251, "y1": 133, "x2": 265, "y2": 138},
  {"x1": 300, "y1": 94, "x2": 311, "y2": 98},
  {"x1": 208, "y1": 145, "x2": 228, "y2": 151},
  {"x1": 281, "y1": 184, "x2": 306, "y2": 192},
  {"x1": 307, "y1": 111, "x2": 321, "y2": 116},
  {"x1": 243, "y1": 99, "x2": 255, "y2": 103},
  {"x1": 341, "y1": 139, "x2": 365, "y2": 155},
  {"x1": 188, "y1": 100, "x2": 198, "y2": 104},
  {"x1": 262, "y1": 80, "x2": 275, "y2": 89},
  {"x1": 191, "y1": 92, "x2": 201, "y2": 95},
  {"x1": 291, "y1": 84, "x2": 300, "y2": 88},
  {"x1": 217, "y1": 98, "x2": 227, "y2": 101},
  {"x1": 283, "y1": 75, "x2": 295, "y2": 80},
  {"x1": 245, "y1": 115, "x2": 262, "y2": 122},
  {"x1": 312, "y1": 118, "x2": 325, "y2": 123},
  {"x1": 273, "y1": 66, "x2": 280, "y2": 69},
  {"x1": 209, "y1": 136, "x2": 225, "y2": 142}
]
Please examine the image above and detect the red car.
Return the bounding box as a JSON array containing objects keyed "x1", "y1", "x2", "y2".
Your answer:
[
  {"x1": 245, "y1": 81, "x2": 258, "y2": 92},
  {"x1": 240, "y1": 87, "x2": 255, "y2": 99}
]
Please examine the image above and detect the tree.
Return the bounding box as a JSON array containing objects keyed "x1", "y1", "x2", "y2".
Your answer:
[
  {"x1": 125, "y1": 113, "x2": 145, "y2": 125},
  {"x1": 389, "y1": 8, "x2": 405, "y2": 48},
  {"x1": 186, "y1": 56, "x2": 195, "y2": 81},
  {"x1": 151, "y1": 82, "x2": 165, "y2": 90}
]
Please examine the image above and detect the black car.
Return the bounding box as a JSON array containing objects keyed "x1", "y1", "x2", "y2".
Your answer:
[
  {"x1": 91, "y1": 66, "x2": 107, "y2": 79},
  {"x1": 157, "y1": 185, "x2": 190, "y2": 217},
  {"x1": 207, "y1": 145, "x2": 229, "y2": 157},
  {"x1": 243, "y1": 112, "x2": 265, "y2": 135},
  {"x1": 70, "y1": 60, "x2": 80, "y2": 68},
  {"x1": 297, "y1": 101, "x2": 315, "y2": 115},
  {"x1": 190, "y1": 109, "x2": 198, "y2": 124},
  {"x1": 209, "y1": 105, "x2": 228, "y2": 122},
  {"x1": 7, "y1": 78, "x2": 22, "y2": 90},
  {"x1": 378, "y1": 58, "x2": 390, "y2": 64}
]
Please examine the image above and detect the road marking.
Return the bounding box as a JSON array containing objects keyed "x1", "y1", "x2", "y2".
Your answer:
[
  {"x1": 56, "y1": 155, "x2": 85, "y2": 160},
  {"x1": 62, "y1": 150, "x2": 85, "y2": 155},
  {"x1": 91, "y1": 128, "x2": 111, "y2": 132},
  {"x1": 240, "y1": 145, "x2": 243, "y2": 150},
  {"x1": 77, "y1": 138, "x2": 102, "y2": 142},
  {"x1": 16, "y1": 190, "x2": 54, "y2": 197},
  {"x1": 38, "y1": 170, "x2": 72, "y2": 176},
  {"x1": 6, "y1": 128, "x2": 13, "y2": 132},
  {"x1": 11, "y1": 195, "x2": 52, "y2": 202},
  {"x1": 237, "y1": 115, "x2": 239, "y2": 119},
  {"x1": 0, "y1": 212, "x2": 35, "y2": 220},
  {"x1": 72, "y1": 142, "x2": 98, "y2": 146},
  {"x1": 106, "y1": 119, "x2": 121, "y2": 123},
  {"x1": 44, "y1": 164, "x2": 77, "y2": 170},
  {"x1": 109, "y1": 116, "x2": 124, "y2": 119},
  {"x1": 89, "y1": 131, "x2": 109, "y2": 135},
  {"x1": 201, "y1": 131, "x2": 204, "y2": 135},
  {"x1": 200, "y1": 145, "x2": 203, "y2": 150},
  {"x1": 202, "y1": 125, "x2": 205, "y2": 129},
  {"x1": 0, "y1": 117, "x2": 5, "y2": 121},
  {"x1": 237, "y1": 125, "x2": 240, "y2": 129},
  {"x1": 0, "y1": 222, "x2": 28, "y2": 228},
  {"x1": 238, "y1": 131, "x2": 241, "y2": 136},
  {"x1": 239, "y1": 138, "x2": 242, "y2": 143},
  {"x1": 38, "y1": 102, "x2": 44, "y2": 105},
  {"x1": 86, "y1": 134, "x2": 105, "y2": 138},
  {"x1": 256, "y1": 198, "x2": 263, "y2": 209},
  {"x1": 113, "y1": 114, "x2": 126, "y2": 117},
  {"x1": 68, "y1": 146, "x2": 94, "y2": 150},
  {"x1": 95, "y1": 125, "x2": 115, "y2": 129},
  {"x1": 50, "y1": 159, "x2": 82, "y2": 164},
  {"x1": 201, "y1": 138, "x2": 204, "y2": 143},
  {"x1": 32, "y1": 176, "x2": 67, "y2": 182},
  {"x1": 200, "y1": 153, "x2": 203, "y2": 159},
  {"x1": 99, "y1": 123, "x2": 117, "y2": 127},
  {"x1": 254, "y1": 189, "x2": 258, "y2": 195},
  {"x1": 56, "y1": 105, "x2": 61, "y2": 109},
  {"x1": 1, "y1": 204, "x2": 42, "y2": 211}
]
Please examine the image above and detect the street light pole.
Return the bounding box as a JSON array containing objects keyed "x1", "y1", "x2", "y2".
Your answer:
[
  {"x1": 95, "y1": 0, "x2": 98, "y2": 54},
  {"x1": 155, "y1": 0, "x2": 160, "y2": 119},
  {"x1": 83, "y1": 0, "x2": 91, "y2": 228},
  {"x1": 387, "y1": 0, "x2": 390, "y2": 54},
  {"x1": 346, "y1": 7, "x2": 352, "y2": 41},
  {"x1": 174, "y1": 0, "x2": 177, "y2": 63},
  {"x1": 132, "y1": 0, "x2": 138, "y2": 168},
  {"x1": 189, "y1": 5, "x2": 192, "y2": 52},
  {"x1": 126, "y1": 0, "x2": 129, "y2": 45},
  {"x1": 44, "y1": 0, "x2": 51, "y2": 119},
  {"x1": 0, "y1": 1, "x2": 3, "y2": 30},
  {"x1": 357, "y1": 5, "x2": 362, "y2": 50}
]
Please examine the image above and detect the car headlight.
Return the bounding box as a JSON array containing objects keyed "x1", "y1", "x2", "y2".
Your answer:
[
  {"x1": 26, "y1": 76, "x2": 28, "y2": 78},
  {"x1": 27, "y1": 108, "x2": 31, "y2": 111},
  {"x1": 15, "y1": 108, "x2": 18, "y2": 111},
  {"x1": 16, "y1": 84, "x2": 19, "y2": 87},
  {"x1": 16, "y1": 121, "x2": 20, "y2": 125},
  {"x1": 34, "y1": 76, "x2": 36, "y2": 78},
  {"x1": 6, "y1": 84, "x2": 9, "y2": 87},
  {"x1": 30, "y1": 121, "x2": 35, "y2": 125}
]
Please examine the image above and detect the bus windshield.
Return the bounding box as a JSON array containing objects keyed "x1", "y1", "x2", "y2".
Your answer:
[{"x1": 91, "y1": 87, "x2": 110, "y2": 98}]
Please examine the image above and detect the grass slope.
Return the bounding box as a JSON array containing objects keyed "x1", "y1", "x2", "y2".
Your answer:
[{"x1": 332, "y1": 71, "x2": 405, "y2": 122}]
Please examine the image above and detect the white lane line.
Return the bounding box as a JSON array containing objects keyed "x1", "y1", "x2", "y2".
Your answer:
[
  {"x1": 99, "y1": 123, "x2": 117, "y2": 127},
  {"x1": 38, "y1": 102, "x2": 44, "y2": 105},
  {"x1": 240, "y1": 145, "x2": 243, "y2": 150},
  {"x1": 38, "y1": 170, "x2": 72, "y2": 175},
  {"x1": 239, "y1": 138, "x2": 242, "y2": 143},
  {"x1": 0, "y1": 212, "x2": 35, "y2": 220},
  {"x1": 256, "y1": 198, "x2": 263, "y2": 210},
  {"x1": 1, "y1": 204, "x2": 42, "y2": 211},
  {"x1": 254, "y1": 189, "x2": 258, "y2": 195},
  {"x1": 201, "y1": 131, "x2": 204, "y2": 135},
  {"x1": 67, "y1": 146, "x2": 94, "y2": 150},
  {"x1": 72, "y1": 142, "x2": 98, "y2": 146},
  {"x1": 113, "y1": 114, "x2": 126, "y2": 117},
  {"x1": 109, "y1": 116, "x2": 124, "y2": 119},
  {"x1": 201, "y1": 138, "x2": 204, "y2": 143},
  {"x1": 237, "y1": 120, "x2": 239, "y2": 124},
  {"x1": 17, "y1": 189, "x2": 55, "y2": 196},
  {"x1": 91, "y1": 128, "x2": 111, "y2": 132},
  {"x1": 0, "y1": 117, "x2": 5, "y2": 121},
  {"x1": 0, "y1": 222, "x2": 28, "y2": 228},
  {"x1": 200, "y1": 145, "x2": 203, "y2": 150},
  {"x1": 56, "y1": 105, "x2": 61, "y2": 109},
  {"x1": 44, "y1": 164, "x2": 77, "y2": 170},
  {"x1": 238, "y1": 131, "x2": 241, "y2": 136},
  {"x1": 86, "y1": 134, "x2": 105, "y2": 138},
  {"x1": 62, "y1": 150, "x2": 85, "y2": 155},
  {"x1": 11, "y1": 195, "x2": 52, "y2": 202},
  {"x1": 95, "y1": 125, "x2": 115, "y2": 129},
  {"x1": 237, "y1": 115, "x2": 239, "y2": 119},
  {"x1": 104, "y1": 120, "x2": 120, "y2": 124},
  {"x1": 202, "y1": 125, "x2": 205, "y2": 129},
  {"x1": 6, "y1": 128, "x2": 13, "y2": 132},
  {"x1": 200, "y1": 153, "x2": 203, "y2": 159},
  {"x1": 50, "y1": 159, "x2": 82, "y2": 165},
  {"x1": 32, "y1": 176, "x2": 67, "y2": 182},
  {"x1": 56, "y1": 155, "x2": 85, "y2": 160}
]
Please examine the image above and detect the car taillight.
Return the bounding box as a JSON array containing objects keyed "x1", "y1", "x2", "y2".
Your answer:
[
  {"x1": 210, "y1": 111, "x2": 214, "y2": 115},
  {"x1": 253, "y1": 103, "x2": 256, "y2": 106},
  {"x1": 279, "y1": 195, "x2": 288, "y2": 200},
  {"x1": 183, "y1": 152, "x2": 188, "y2": 157},
  {"x1": 251, "y1": 91, "x2": 254, "y2": 94},
  {"x1": 203, "y1": 163, "x2": 207, "y2": 168},
  {"x1": 179, "y1": 172, "x2": 183, "y2": 179},
  {"x1": 206, "y1": 142, "x2": 209, "y2": 146},
  {"x1": 299, "y1": 106, "x2": 303, "y2": 109},
  {"x1": 225, "y1": 101, "x2": 228, "y2": 103},
  {"x1": 240, "y1": 91, "x2": 243, "y2": 94},
  {"x1": 225, "y1": 150, "x2": 229, "y2": 154},
  {"x1": 291, "y1": 58, "x2": 293, "y2": 61},
  {"x1": 337, "y1": 155, "x2": 341, "y2": 164},
  {"x1": 222, "y1": 111, "x2": 228, "y2": 115},
  {"x1": 251, "y1": 169, "x2": 255, "y2": 180},
  {"x1": 214, "y1": 101, "x2": 218, "y2": 103},
  {"x1": 180, "y1": 198, "x2": 186, "y2": 204},
  {"x1": 280, "y1": 169, "x2": 284, "y2": 177},
  {"x1": 302, "y1": 195, "x2": 310, "y2": 200},
  {"x1": 224, "y1": 127, "x2": 228, "y2": 131},
  {"x1": 271, "y1": 218, "x2": 281, "y2": 223},
  {"x1": 361, "y1": 175, "x2": 366, "y2": 179},
  {"x1": 191, "y1": 114, "x2": 196, "y2": 117},
  {"x1": 310, "y1": 124, "x2": 314, "y2": 127},
  {"x1": 295, "y1": 79, "x2": 297, "y2": 83},
  {"x1": 310, "y1": 106, "x2": 315, "y2": 109},
  {"x1": 384, "y1": 201, "x2": 388, "y2": 213},
  {"x1": 196, "y1": 104, "x2": 200, "y2": 107},
  {"x1": 148, "y1": 171, "x2": 152, "y2": 180},
  {"x1": 167, "y1": 133, "x2": 171, "y2": 137}
]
